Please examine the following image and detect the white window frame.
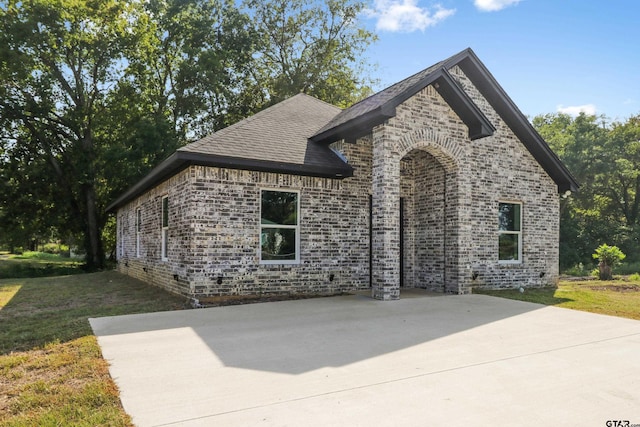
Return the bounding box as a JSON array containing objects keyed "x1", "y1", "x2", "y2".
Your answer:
[
  {"x1": 136, "y1": 208, "x2": 141, "y2": 258},
  {"x1": 259, "y1": 188, "x2": 300, "y2": 265},
  {"x1": 498, "y1": 201, "x2": 522, "y2": 264},
  {"x1": 161, "y1": 196, "x2": 168, "y2": 261}
]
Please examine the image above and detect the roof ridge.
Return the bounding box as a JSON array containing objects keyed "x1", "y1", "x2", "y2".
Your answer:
[{"x1": 295, "y1": 92, "x2": 342, "y2": 111}]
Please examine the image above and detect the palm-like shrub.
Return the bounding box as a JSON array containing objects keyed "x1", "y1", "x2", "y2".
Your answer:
[{"x1": 592, "y1": 244, "x2": 626, "y2": 280}]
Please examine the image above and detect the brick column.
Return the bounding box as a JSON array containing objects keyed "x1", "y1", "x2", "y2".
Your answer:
[{"x1": 371, "y1": 125, "x2": 400, "y2": 300}]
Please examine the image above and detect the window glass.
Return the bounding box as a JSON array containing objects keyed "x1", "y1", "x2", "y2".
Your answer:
[
  {"x1": 261, "y1": 228, "x2": 297, "y2": 261},
  {"x1": 260, "y1": 190, "x2": 299, "y2": 263},
  {"x1": 499, "y1": 203, "x2": 520, "y2": 231},
  {"x1": 161, "y1": 196, "x2": 168, "y2": 260},
  {"x1": 498, "y1": 202, "x2": 522, "y2": 263},
  {"x1": 162, "y1": 197, "x2": 169, "y2": 228},
  {"x1": 136, "y1": 208, "x2": 141, "y2": 258},
  {"x1": 499, "y1": 233, "x2": 519, "y2": 261},
  {"x1": 261, "y1": 191, "x2": 298, "y2": 225}
]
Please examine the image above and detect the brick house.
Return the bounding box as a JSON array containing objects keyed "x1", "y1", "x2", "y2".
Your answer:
[{"x1": 107, "y1": 48, "x2": 577, "y2": 301}]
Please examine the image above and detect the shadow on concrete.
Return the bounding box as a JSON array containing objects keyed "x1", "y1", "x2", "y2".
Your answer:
[{"x1": 90, "y1": 288, "x2": 547, "y2": 375}]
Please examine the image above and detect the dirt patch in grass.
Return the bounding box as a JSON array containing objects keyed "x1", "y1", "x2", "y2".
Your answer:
[
  {"x1": 559, "y1": 275, "x2": 596, "y2": 282},
  {"x1": 586, "y1": 284, "x2": 640, "y2": 292}
]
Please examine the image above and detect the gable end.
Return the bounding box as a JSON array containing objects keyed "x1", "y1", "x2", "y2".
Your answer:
[
  {"x1": 432, "y1": 69, "x2": 495, "y2": 141},
  {"x1": 455, "y1": 51, "x2": 579, "y2": 193}
]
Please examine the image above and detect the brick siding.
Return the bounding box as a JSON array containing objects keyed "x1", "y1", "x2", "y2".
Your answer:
[{"x1": 116, "y1": 66, "x2": 559, "y2": 299}]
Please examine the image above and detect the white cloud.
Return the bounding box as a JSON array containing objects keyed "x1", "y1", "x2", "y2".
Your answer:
[
  {"x1": 368, "y1": 1, "x2": 456, "y2": 32},
  {"x1": 557, "y1": 104, "x2": 597, "y2": 116},
  {"x1": 474, "y1": 0, "x2": 521, "y2": 12}
]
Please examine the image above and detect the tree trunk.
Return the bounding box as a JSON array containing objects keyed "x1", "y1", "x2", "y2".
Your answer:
[
  {"x1": 83, "y1": 184, "x2": 104, "y2": 270},
  {"x1": 598, "y1": 261, "x2": 612, "y2": 280}
]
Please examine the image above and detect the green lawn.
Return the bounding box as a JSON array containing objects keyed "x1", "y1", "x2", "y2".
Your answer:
[
  {"x1": 0, "y1": 252, "x2": 84, "y2": 279},
  {"x1": 476, "y1": 278, "x2": 640, "y2": 320},
  {"x1": 0, "y1": 271, "x2": 185, "y2": 426}
]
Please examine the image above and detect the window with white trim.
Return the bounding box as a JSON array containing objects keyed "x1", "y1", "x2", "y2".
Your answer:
[
  {"x1": 498, "y1": 202, "x2": 522, "y2": 263},
  {"x1": 136, "y1": 208, "x2": 141, "y2": 258},
  {"x1": 161, "y1": 196, "x2": 168, "y2": 260},
  {"x1": 260, "y1": 189, "x2": 299, "y2": 264}
]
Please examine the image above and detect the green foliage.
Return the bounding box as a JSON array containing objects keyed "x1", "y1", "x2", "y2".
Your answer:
[
  {"x1": 592, "y1": 244, "x2": 626, "y2": 267},
  {"x1": 42, "y1": 243, "x2": 70, "y2": 255},
  {"x1": 615, "y1": 261, "x2": 640, "y2": 276},
  {"x1": 563, "y1": 263, "x2": 589, "y2": 277},
  {"x1": 628, "y1": 272, "x2": 640, "y2": 281},
  {"x1": 243, "y1": 0, "x2": 376, "y2": 108},
  {"x1": 1, "y1": 0, "x2": 376, "y2": 266},
  {"x1": 534, "y1": 113, "x2": 640, "y2": 268}
]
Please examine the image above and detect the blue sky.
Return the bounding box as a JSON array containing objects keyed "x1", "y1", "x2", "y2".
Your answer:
[{"x1": 361, "y1": 0, "x2": 639, "y2": 122}]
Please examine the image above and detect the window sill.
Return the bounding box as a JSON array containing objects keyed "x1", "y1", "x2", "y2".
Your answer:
[
  {"x1": 498, "y1": 260, "x2": 522, "y2": 266},
  {"x1": 260, "y1": 260, "x2": 300, "y2": 266}
]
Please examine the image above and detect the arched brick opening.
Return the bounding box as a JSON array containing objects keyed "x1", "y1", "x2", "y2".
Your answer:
[{"x1": 397, "y1": 129, "x2": 462, "y2": 294}]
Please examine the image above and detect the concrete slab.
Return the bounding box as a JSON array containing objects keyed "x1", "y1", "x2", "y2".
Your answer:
[{"x1": 90, "y1": 293, "x2": 640, "y2": 427}]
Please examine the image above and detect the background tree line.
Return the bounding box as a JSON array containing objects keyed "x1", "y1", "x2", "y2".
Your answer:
[
  {"x1": 534, "y1": 113, "x2": 640, "y2": 271},
  {"x1": 2, "y1": 0, "x2": 639, "y2": 273},
  {"x1": 0, "y1": 0, "x2": 375, "y2": 268}
]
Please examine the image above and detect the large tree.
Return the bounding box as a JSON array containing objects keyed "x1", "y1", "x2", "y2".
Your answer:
[
  {"x1": 0, "y1": 0, "x2": 258, "y2": 265},
  {"x1": 0, "y1": 0, "x2": 147, "y2": 267},
  {"x1": 244, "y1": 0, "x2": 376, "y2": 108},
  {"x1": 0, "y1": 0, "x2": 376, "y2": 266},
  {"x1": 133, "y1": 0, "x2": 259, "y2": 138}
]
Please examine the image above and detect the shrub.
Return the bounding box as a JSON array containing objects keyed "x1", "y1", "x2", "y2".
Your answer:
[
  {"x1": 42, "y1": 243, "x2": 70, "y2": 255},
  {"x1": 615, "y1": 261, "x2": 640, "y2": 275},
  {"x1": 592, "y1": 244, "x2": 626, "y2": 280},
  {"x1": 563, "y1": 263, "x2": 589, "y2": 277}
]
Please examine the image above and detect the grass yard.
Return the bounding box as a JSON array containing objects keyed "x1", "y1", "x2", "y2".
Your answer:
[
  {"x1": 0, "y1": 252, "x2": 84, "y2": 279},
  {"x1": 477, "y1": 277, "x2": 640, "y2": 320},
  {"x1": 0, "y1": 271, "x2": 185, "y2": 426}
]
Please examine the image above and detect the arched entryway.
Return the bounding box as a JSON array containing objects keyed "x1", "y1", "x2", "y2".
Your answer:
[
  {"x1": 371, "y1": 126, "x2": 464, "y2": 300},
  {"x1": 400, "y1": 147, "x2": 458, "y2": 293}
]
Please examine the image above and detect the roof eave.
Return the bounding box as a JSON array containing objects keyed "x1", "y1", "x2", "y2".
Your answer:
[
  {"x1": 309, "y1": 105, "x2": 395, "y2": 144},
  {"x1": 105, "y1": 152, "x2": 188, "y2": 213},
  {"x1": 433, "y1": 69, "x2": 495, "y2": 141},
  {"x1": 310, "y1": 62, "x2": 495, "y2": 145},
  {"x1": 106, "y1": 152, "x2": 353, "y2": 213}
]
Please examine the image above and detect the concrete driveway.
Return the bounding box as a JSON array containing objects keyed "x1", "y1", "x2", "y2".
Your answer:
[{"x1": 90, "y1": 291, "x2": 640, "y2": 427}]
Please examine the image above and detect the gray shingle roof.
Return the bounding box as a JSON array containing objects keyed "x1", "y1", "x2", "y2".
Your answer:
[{"x1": 180, "y1": 93, "x2": 346, "y2": 170}]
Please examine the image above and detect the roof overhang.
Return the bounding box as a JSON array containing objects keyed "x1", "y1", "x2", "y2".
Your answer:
[
  {"x1": 310, "y1": 48, "x2": 578, "y2": 194},
  {"x1": 106, "y1": 151, "x2": 353, "y2": 213},
  {"x1": 310, "y1": 67, "x2": 494, "y2": 144}
]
